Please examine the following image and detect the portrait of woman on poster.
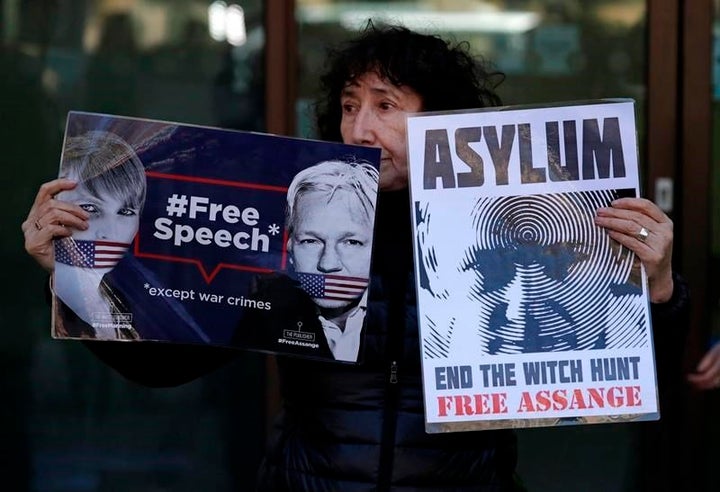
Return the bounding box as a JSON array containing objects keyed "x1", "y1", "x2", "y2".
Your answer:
[
  {"x1": 33, "y1": 125, "x2": 230, "y2": 345},
  {"x1": 51, "y1": 130, "x2": 146, "y2": 340}
]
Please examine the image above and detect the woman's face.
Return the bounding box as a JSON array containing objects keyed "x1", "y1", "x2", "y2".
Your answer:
[
  {"x1": 59, "y1": 183, "x2": 140, "y2": 245},
  {"x1": 288, "y1": 189, "x2": 373, "y2": 309},
  {"x1": 339, "y1": 71, "x2": 423, "y2": 191}
]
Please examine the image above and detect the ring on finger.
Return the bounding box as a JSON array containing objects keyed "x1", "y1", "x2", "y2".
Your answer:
[
  {"x1": 636, "y1": 227, "x2": 649, "y2": 243},
  {"x1": 34, "y1": 219, "x2": 43, "y2": 231}
]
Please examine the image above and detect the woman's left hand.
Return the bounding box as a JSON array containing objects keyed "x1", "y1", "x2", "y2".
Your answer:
[{"x1": 594, "y1": 197, "x2": 673, "y2": 303}]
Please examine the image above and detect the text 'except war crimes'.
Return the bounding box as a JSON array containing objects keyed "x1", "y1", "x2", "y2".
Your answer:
[{"x1": 143, "y1": 283, "x2": 272, "y2": 310}]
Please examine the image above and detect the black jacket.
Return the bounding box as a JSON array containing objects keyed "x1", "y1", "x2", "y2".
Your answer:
[
  {"x1": 253, "y1": 190, "x2": 520, "y2": 491},
  {"x1": 232, "y1": 272, "x2": 335, "y2": 360},
  {"x1": 76, "y1": 190, "x2": 690, "y2": 492}
]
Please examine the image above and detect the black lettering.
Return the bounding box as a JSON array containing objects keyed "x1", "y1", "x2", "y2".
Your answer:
[
  {"x1": 483, "y1": 125, "x2": 515, "y2": 185},
  {"x1": 478, "y1": 363, "x2": 517, "y2": 387},
  {"x1": 424, "y1": 129, "x2": 456, "y2": 189},
  {"x1": 590, "y1": 356, "x2": 641, "y2": 382},
  {"x1": 547, "y1": 120, "x2": 580, "y2": 181},
  {"x1": 518, "y1": 123, "x2": 546, "y2": 183},
  {"x1": 582, "y1": 117, "x2": 626, "y2": 179},
  {"x1": 435, "y1": 366, "x2": 473, "y2": 389},
  {"x1": 455, "y1": 127, "x2": 484, "y2": 188}
]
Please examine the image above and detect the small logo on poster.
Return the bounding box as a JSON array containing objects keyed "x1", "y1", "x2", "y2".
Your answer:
[
  {"x1": 91, "y1": 312, "x2": 134, "y2": 330},
  {"x1": 283, "y1": 322, "x2": 316, "y2": 342}
]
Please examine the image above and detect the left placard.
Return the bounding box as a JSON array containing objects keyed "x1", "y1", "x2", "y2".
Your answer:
[{"x1": 51, "y1": 111, "x2": 381, "y2": 364}]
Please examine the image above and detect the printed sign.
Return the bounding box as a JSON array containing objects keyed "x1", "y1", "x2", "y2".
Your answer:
[
  {"x1": 51, "y1": 111, "x2": 381, "y2": 363},
  {"x1": 407, "y1": 100, "x2": 658, "y2": 431}
]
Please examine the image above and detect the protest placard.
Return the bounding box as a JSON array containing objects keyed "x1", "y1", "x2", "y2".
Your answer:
[
  {"x1": 51, "y1": 111, "x2": 380, "y2": 364},
  {"x1": 407, "y1": 100, "x2": 658, "y2": 431}
]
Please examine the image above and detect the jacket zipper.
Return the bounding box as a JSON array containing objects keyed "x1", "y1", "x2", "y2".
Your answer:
[
  {"x1": 376, "y1": 193, "x2": 413, "y2": 491},
  {"x1": 377, "y1": 295, "x2": 406, "y2": 490},
  {"x1": 378, "y1": 358, "x2": 402, "y2": 491}
]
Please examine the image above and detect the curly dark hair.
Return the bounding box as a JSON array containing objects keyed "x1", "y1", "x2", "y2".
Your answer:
[{"x1": 315, "y1": 21, "x2": 505, "y2": 142}]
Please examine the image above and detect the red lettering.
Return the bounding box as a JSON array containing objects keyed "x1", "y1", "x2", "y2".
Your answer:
[
  {"x1": 515, "y1": 386, "x2": 644, "y2": 414},
  {"x1": 552, "y1": 389, "x2": 568, "y2": 410},
  {"x1": 587, "y1": 387, "x2": 605, "y2": 407},
  {"x1": 627, "y1": 385, "x2": 641, "y2": 406},
  {"x1": 474, "y1": 393, "x2": 490, "y2": 414},
  {"x1": 436, "y1": 393, "x2": 509, "y2": 417},
  {"x1": 517, "y1": 392, "x2": 535, "y2": 412},
  {"x1": 568, "y1": 389, "x2": 587, "y2": 410},
  {"x1": 492, "y1": 392, "x2": 509, "y2": 414},
  {"x1": 437, "y1": 396, "x2": 452, "y2": 417},
  {"x1": 607, "y1": 387, "x2": 624, "y2": 407},
  {"x1": 535, "y1": 390, "x2": 551, "y2": 411},
  {"x1": 456, "y1": 395, "x2": 474, "y2": 415}
]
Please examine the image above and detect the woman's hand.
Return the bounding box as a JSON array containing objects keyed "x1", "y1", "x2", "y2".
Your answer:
[
  {"x1": 594, "y1": 197, "x2": 673, "y2": 303},
  {"x1": 688, "y1": 342, "x2": 720, "y2": 390},
  {"x1": 21, "y1": 178, "x2": 89, "y2": 272}
]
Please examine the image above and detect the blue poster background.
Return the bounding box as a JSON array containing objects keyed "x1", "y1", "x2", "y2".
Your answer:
[{"x1": 53, "y1": 111, "x2": 381, "y2": 363}]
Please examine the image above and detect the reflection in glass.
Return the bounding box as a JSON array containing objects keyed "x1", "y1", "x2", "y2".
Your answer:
[
  {"x1": 296, "y1": 0, "x2": 647, "y2": 144},
  {"x1": 2, "y1": 1, "x2": 267, "y2": 490}
]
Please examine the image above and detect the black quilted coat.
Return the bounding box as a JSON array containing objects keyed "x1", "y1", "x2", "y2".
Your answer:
[
  {"x1": 81, "y1": 190, "x2": 690, "y2": 492},
  {"x1": 254, "y1": 190, "x2": 520, "y2": 491}
]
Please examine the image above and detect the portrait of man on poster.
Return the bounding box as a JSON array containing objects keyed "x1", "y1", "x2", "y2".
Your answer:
[
  {"x1": 235, "y1": 158, "x2": 379, "y2": 362},
  {"x1": 415, "y1": 189, "x2": 647, "y2": 357}
]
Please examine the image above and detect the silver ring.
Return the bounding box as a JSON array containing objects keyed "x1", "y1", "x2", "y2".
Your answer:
[
  {"x1": 34, "y1": 220, "x2": 43, "y2": 231},
  {"x1": 637, "y1": 227, "x2": 649, "y2": 243}
]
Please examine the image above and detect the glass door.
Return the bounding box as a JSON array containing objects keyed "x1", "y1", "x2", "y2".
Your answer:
[{"x1": 294, "y1": 2, "x2": 652, "y2": 491}]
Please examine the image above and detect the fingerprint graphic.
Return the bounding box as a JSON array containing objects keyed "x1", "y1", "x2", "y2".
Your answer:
[{"x1": 421, "y1": 189, "x2": 647, "y2": 355}]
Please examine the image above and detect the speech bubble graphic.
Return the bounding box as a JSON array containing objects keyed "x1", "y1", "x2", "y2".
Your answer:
[{"x1": 135, "y1": 171, "x2": 289, "y2": 283}]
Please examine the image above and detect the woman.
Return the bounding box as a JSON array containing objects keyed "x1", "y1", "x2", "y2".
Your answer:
[{"x1": 23, "y1": 23, "x2": 689, "y2": 491}]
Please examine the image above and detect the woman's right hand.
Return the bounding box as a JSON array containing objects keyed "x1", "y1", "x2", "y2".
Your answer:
[
  {"x1": 688, "y1": 341, "x2": 720, "y2": 391},
  {"x1": 21, "y1": 178, "x2": 89, "y2": 272}
]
